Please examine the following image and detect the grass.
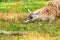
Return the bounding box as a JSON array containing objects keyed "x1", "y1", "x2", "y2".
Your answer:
[
  {"x1": 0, "y1": 0, "x2": 60, "y2": 40},
  {"x1": 0, "y1": 1, "x2": 46, "y2": 13}
]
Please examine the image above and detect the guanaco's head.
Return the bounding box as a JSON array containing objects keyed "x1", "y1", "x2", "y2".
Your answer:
[{"x1": 24, "y1": 9, "x2": 39, "y2": 23}]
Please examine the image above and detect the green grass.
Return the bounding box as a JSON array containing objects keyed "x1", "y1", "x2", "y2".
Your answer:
[
  {"x1": 0, "y1": 1, "x2": 46, "y2": 13},
  {"x1": 0, "y1": 0, "x2": 60, "y2": 40},
  {"x1": 0, "y1": 20, "x2": 60, "y2": 37},
  {"x1": 0, "y1": 0, "x2": 47, "y2": 2}
]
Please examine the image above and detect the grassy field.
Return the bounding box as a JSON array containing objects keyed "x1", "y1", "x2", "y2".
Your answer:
[{"x1": 0, "y1": 0, "x2": 60, "y2": 40}]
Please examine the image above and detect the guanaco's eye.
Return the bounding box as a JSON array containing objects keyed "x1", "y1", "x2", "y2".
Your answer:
[{"x1": 30, "y1": 16, "x2": 33, "y2": 19}]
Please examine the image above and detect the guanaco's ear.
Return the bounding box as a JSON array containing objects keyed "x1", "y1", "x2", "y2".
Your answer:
[
  {"x1": 33, "y1": 11, "x2": 40, "y2": 15},
  {"x1": 35, "y1": 12, "x2": 40, "y2": 15},
  {"x1": 27, "y1": 9, "x2": 31, "y2": 13}
]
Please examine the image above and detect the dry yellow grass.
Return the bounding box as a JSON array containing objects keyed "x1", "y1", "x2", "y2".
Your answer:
[
  {"x1": 0, "y1": 32, "x2": 60, "y2": 40},
  {"x1": 0, "y1": 12, "x2": 21, "y2": 21}
]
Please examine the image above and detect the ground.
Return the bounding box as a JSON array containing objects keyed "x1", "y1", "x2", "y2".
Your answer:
[{"x1": 0, "y1": 0, "x2": 60, "y2": 40}]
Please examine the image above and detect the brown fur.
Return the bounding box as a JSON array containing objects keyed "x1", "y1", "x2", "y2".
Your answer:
[{"x1": 38, "y1": 0, "x2": 60, "y2": 21}]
